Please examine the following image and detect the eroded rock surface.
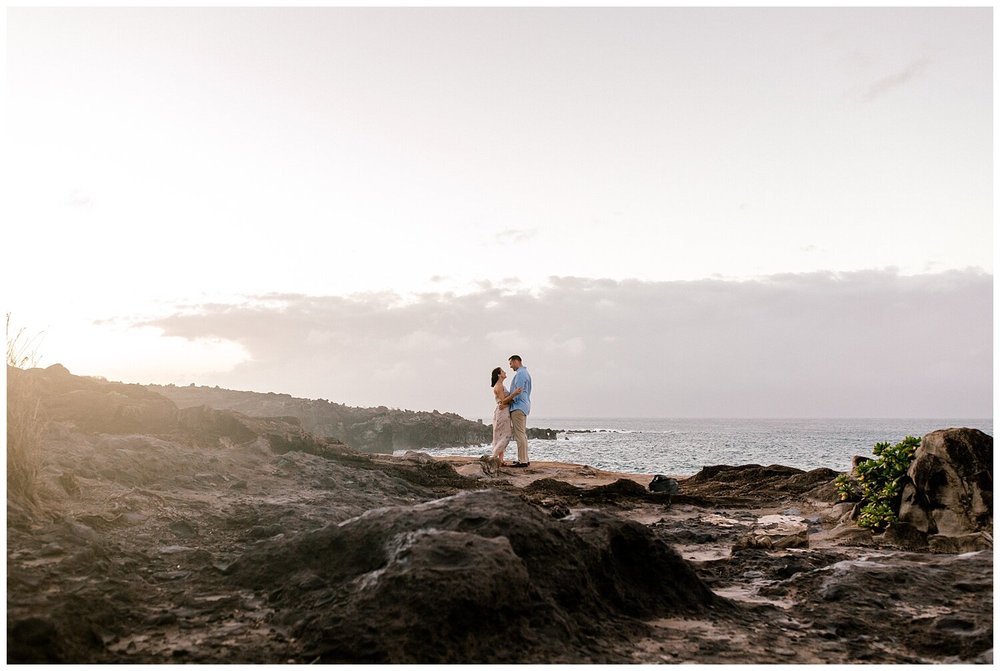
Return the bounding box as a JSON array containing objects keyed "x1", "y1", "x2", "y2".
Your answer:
[
  {"x1": 679, "y1": 464, "x2": 840, "y2": 504},
  {"x1": 228, "y1": 489, "x2": 723, "y2": 663},
  {"x1": 6, "y1": 369, "x2": 993, "y2": 663},
  {"x1": 897, "y1": 428, "x2": 992, "y2": 551}
]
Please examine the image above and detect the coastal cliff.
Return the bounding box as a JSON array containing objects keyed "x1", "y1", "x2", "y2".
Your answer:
[{"x1": 149, "y1": 383, "x2": 556, "y2": 453}]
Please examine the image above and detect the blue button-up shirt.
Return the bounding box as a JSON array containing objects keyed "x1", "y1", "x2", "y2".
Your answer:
[{"x1": 509, "y1": 366, "x2": 532, "y2": 416}]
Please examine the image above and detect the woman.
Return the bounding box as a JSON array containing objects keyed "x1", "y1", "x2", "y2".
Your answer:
[{"x1": 489, "y1": 366, "x2": 522, "y2": 465}]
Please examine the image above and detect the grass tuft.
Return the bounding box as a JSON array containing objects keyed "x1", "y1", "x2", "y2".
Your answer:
[{"x1": 6, "y1": 314, "x2": 46, "y2": 507}]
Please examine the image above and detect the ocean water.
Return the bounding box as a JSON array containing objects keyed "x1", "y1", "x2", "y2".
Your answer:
[{"x1": 397, "y1": 417, "x2": 994, "y2": 476}]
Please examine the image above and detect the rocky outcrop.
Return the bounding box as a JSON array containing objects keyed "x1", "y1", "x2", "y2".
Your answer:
[
  {"x1": 897, "y1": 428, "x2": 993, "y2": 552},
  {"x1": 522, "y1": 477, "x2": 673, "y2": 512},
  {"x1": 649, "y1": 475, "x2": 680, "y2": 495},
  {"x1": 7, "y1": 365, "x2": 991, "y2": 663},
  {"x1": 148, "y1": 384, "x2": 494, "y2": 453},
  {"x1": 227, "y1": 489, "x2": 725, "y2": 663},
  {"x1": 8, "y1": 366, "x2": 353, "y2": 460},
  {"x1": 151, "y1": 383, "x2": 557, "y2": 453},
  {"x1": 175, "y1": 405, "x2": 259, "y2": 445},
  {"x1": 175, "y1": 405, "x2": 353, "y2": 459},
  {"x1": 11, "y1": 364, "x2": 178, "y2": 435},
  {"x1": 679, "y1": 464, "x2": 840, "y2": 504},
  {"x1": 7, "y1": 385, "x2": 993, "y2": 664}
]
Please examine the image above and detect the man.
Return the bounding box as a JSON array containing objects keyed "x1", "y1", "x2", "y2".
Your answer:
[{"x1": 507, "y1": 355, "x2": 532, "y2": 467}]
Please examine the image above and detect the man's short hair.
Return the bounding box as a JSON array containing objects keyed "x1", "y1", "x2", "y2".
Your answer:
[{"x1": 508, "y1": 354, "x2": 522, "y2": 362}]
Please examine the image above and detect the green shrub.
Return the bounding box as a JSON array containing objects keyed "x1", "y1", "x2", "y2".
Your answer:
[
  {"x1": 833, "y1": 472, "x2": 860, "y2": 501},
  {"x1": 834, "y1": 436, "x2": 921, "y2": 530}
]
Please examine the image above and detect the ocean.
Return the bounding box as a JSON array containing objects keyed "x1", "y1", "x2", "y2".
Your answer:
[{"x1": 397, "y1": 417, "x2": 994, "y2": 476}]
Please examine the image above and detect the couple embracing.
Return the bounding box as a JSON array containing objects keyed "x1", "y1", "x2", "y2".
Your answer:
[{"x1": 489, "y1": 354, "x2": 532, "y2": 468}]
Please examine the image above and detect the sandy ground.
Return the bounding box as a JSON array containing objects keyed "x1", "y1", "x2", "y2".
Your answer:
[{"x1": 441, "y1": 455, "x2": 656, "y2": 487}]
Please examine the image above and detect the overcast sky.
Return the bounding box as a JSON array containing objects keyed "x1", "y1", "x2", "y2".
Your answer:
[{"x1": 3, "y1": 7, "x2": 993, "y2": 418}]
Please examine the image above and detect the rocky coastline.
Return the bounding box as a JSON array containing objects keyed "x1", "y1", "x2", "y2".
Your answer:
[
  {"x1": 6, "y1": 364, "x2": 993, "y2": 663},
  {"x1": 148, "y1": 382, "x2": 557, "y2": 452}
]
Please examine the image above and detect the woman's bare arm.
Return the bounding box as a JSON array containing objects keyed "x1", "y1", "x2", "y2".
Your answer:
[{"x1": 501, "y1": 386, "x2": 523, "y2": 405}]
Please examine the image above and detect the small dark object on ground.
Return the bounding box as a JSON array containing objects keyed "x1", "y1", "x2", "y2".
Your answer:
[{"x1": 649, "y1": 475, "x2": 680, "y2": 495}]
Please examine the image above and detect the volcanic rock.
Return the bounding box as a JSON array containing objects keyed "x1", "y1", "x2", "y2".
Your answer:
[
  {"x1": 7, "y1": 366, "x2": 993, "y2": 664},
  {"x1": 226, "y1": 489, "x2": 725, "y2": 663},
  {"x1": 10, "y1": 365, "x2": 178, "y2": 434},
  {"x1": 897, "y1": 428, "x2": 992, "y2": 551},
  {"x1": 150, "y1": 383, "x2": 560, "y2": 453},
  {"x1": 649, "y1": 475, "x2": 680, "y2": 495},
  {"x1": 680, "y1": 464, "x2": 838, "y2": 503},
  {"x1": 150, "y1": 384, "x2": 497, "y2": 452}
]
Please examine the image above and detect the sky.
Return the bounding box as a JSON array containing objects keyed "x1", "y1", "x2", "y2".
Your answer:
[{"x1": 2, "y1": 6, "x2": 994, "y2": 419}]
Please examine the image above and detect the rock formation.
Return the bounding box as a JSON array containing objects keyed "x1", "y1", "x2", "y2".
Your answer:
[
  {"x1": 11, "y1": 364, "x2": 178, "y2": 435},
  {"x1": 150, "y1": 383, "x2": 557, "y2": 453},
  {"x1": 678, "y1": 463, "x2": 840, "y2": 504},
  {"x1": 897, "y1": 428, "x2": 993, "y2": 552},
  {"x1": 7, "y1": 366, "x2": 992, "y2": 663},
  {"x1": 7, "y1": 365, "x2": 351, "y2": 462},
  {"x1": 226, "y1": 489, "x2": 725, "y2": 663}
]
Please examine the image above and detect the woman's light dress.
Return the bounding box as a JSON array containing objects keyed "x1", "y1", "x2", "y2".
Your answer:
[{"x1": 490, "y1": 385, "x2": 512, "y2": 459}]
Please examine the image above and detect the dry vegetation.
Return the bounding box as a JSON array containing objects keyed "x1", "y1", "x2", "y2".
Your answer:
[{"x1": 6, "y1": 313, "x2": 45, "y2": 508}]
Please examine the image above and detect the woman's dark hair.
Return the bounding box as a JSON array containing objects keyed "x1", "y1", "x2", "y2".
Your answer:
[{"x1": 491, "y1": 367, "x2": 502, "y2": 387}]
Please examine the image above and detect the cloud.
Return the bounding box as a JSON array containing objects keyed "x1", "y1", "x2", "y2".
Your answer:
[
  {"x1": 63, "y1": 190, "x2": 93, "y2": 208},
  {"x1": 495, "y1": 228, "x2": 538, "y2": 244},
  {"x1": 862, "y1": 59, "x2": 931, "y2": 102},
  {"x1": 142, "y1": 269, "x2": 993, "y2": 419},
  {"x1": 486, "y1": 330, "x2": 526, "y2": 350},
  {"x1": 551, "y1": 336, "x2": 585, "y2": 357}
]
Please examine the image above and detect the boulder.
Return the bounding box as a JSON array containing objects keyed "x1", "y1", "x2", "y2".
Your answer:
[
  {"x1": 881, "y1": 522, "x2": 929, "y2": 551},
  {"x1": 851, "y1": 455, "x2": 871, "y2": 475},
  {"x1": 732, "y1": 513, "x2": 810, "y2": 552},
  {"x1": 227, "y1": 489, "x2": 725, "y2": 663},
  {"x1": 680, "y1": 464, "x2": 836, "y2": 502},
  {"x1": 732, "y1": 530, "x2": 808, "y2": 551},
  {"x1": 897, "y1": 428, "x2": 992, "y2": 549},
  {"x1": 176, "y1": 405, "x2": 258, "y2": 446},
  {"x1": 927, "y1": 532, "x2": 993, "y2": 554},
  {"x1": 582, "y1": 477, "x2": 653, "y2": 501},
  {"x1": 649, "y1": 475, "x2": 680, "y2": 495}
]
